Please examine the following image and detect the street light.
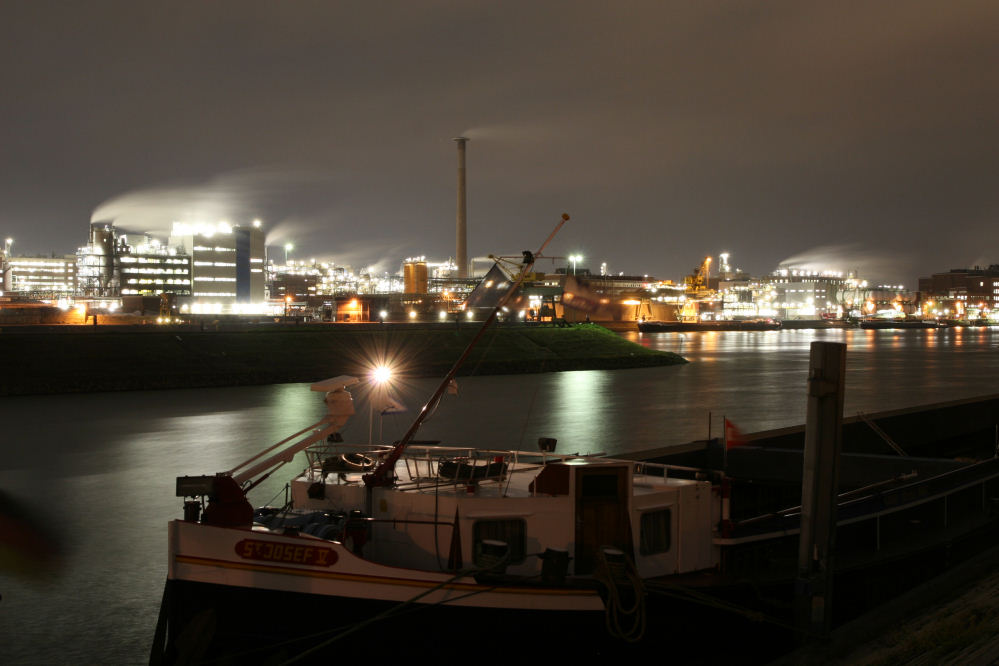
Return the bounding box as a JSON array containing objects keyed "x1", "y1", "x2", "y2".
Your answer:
[
  {"x1": 569, "y1": 254, "x2": 582, "y2": 275},
  {"x1": 284, "y1": 243, "x2": 293, "y2": 264},
  {"x1": 369, "y1": 365, "x2": 392, "y2": 445}
]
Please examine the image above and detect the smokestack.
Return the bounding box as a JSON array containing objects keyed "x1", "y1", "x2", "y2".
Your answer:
[{"x1": 454, "y1": 137, "x2": 469, "y2": 278}]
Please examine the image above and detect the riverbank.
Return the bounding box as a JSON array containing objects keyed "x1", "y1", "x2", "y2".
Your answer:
[{"x1": 0, "y1": 323, "x2": 686, "y2": 396}]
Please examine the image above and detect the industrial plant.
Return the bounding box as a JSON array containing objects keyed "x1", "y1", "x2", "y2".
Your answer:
[{"x1": 0, "y1": 138, "x2": 989, "y2": 326}]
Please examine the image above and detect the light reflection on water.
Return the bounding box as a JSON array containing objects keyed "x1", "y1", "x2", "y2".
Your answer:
[{"x1": 2, "y1": 328, "x2": 999, "y2": 662}]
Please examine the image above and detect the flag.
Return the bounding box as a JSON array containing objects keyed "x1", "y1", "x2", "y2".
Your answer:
[{"x1": 724, "y1": 419, "x2": 747, "y2": 449}]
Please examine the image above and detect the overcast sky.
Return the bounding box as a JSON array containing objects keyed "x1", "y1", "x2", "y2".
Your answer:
[{"x1": 2, "y1": 1, "x2": 997, "y2": 285}]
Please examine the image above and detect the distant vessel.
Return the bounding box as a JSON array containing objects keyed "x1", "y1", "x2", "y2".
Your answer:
[
  {"x1": 859, "y1": 318, "x2": 940, "y2": 329},
  {"x1": 638, "y1": 318, "x2": 780, "y2": 332}
]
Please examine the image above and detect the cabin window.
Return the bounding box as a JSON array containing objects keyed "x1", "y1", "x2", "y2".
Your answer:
[
  {"x1": 581, "y1": 474, "x2": 619, "y2": 498},
  {"x1": 639, "y1": 508, "x2": 671, "y2": 555},
  {"x1": 473, "y1": 519, "x2": 526, "y2": 565}
]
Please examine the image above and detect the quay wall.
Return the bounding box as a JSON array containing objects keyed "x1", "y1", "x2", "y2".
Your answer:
[{"x1": 0, "y1": 322, "x2": 685, "y2": 397}]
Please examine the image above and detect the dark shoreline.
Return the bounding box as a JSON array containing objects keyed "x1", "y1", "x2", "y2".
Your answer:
[{"x1": 0, "y1": 323, "x2": 686, "y2": 397}]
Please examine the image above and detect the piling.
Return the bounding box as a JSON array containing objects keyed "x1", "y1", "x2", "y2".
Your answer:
[{"x1": 796, "y1": 341, "x2": 846, "y2": 639}]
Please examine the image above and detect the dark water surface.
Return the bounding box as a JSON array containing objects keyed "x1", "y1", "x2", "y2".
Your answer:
[{"x1": 2, "y1": 327, "x2": 998, "y2": 663}]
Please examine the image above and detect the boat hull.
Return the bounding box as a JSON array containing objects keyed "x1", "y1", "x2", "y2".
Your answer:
[
  {"x1": 160, "y1": 577, "x2": 618, "y2": 662},
  {"x1": 157, "y1": 520, "x2": 614, "y2": 661},
  {"x1": 168, "y1": 521, "x2": 604, "y2": 609}
]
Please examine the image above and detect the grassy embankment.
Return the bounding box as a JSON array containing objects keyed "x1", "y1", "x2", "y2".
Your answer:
[{"x1": 0, "y1": 323, "x2": 685, "y2": 396}]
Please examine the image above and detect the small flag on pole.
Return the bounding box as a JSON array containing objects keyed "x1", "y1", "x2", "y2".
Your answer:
[{"x1": 724, "y1": 418, "x2": 747, "y2": 449}]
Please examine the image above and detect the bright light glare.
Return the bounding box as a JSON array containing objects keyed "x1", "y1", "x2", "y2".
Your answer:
[{"x1": 372, "y1": 366, "x2": 392, "y2": 384}]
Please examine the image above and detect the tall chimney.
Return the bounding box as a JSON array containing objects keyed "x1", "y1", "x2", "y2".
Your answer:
[{"x1": 454, "y1": 137, "x2": 469, "y2": 278}]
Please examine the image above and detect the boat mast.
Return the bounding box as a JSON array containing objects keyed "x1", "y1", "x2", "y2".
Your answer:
[{"x1": 363, "y1": 213, "x2": 570, "y2": 487}]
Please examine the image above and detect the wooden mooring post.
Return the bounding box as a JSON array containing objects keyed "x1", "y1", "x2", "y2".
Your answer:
[{"x1": 796, "y1": 341, "x2": 846, "y2": 641}]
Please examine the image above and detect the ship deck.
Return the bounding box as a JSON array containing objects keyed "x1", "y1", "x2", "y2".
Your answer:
[{"x1": 297, "y1": 442, "x2": 700, "y2": 499}]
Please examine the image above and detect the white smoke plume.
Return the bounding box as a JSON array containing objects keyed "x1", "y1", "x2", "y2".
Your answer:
[
  {"x1": 90, "y1": 166, "x2": 334, "y2": 239},
  {"x1": 778, "y1": 244, "x2": 913, "y2": 285}
]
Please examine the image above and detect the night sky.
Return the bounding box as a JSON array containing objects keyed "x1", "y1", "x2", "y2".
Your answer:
[{"x1": 2, "y1": 1, "x2": 997, "y2": 286}]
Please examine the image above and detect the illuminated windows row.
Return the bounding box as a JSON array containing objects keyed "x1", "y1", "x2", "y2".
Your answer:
[
  {"x1": 120, "y1": 257, "x2": 189, "y2": 265},
  {"x1": 122, "y1": 268, "x2": 190, "y2": 275}
]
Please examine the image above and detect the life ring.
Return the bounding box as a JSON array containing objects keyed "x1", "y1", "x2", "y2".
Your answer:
[{"x1": 322, "y1": 453, "x2": 376, "y2": 473}]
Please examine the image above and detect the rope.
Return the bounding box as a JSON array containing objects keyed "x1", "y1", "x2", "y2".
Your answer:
[
  {"x1": 592, "y1": 549, "x2": 647, "y2": 643},
  {"x1": 259, "y1": 483, "x2": 291, "y2": 510},
  {"x1": 280, "y1": 548, "x2": 511, "y2": 665},
  {"x1": 433, "y1": 471, "x2": 443, "y2": 570},
  {"x1": 643, "y1": 579, "x2": 806, "y2": 635},
  {"x1": 466, "y1": 323, "x2": 501, "y2": 377}
]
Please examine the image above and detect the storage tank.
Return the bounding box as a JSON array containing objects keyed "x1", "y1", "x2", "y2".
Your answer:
[{"x1": 403, "y1": 261, "x2": 429, "y2": 294}]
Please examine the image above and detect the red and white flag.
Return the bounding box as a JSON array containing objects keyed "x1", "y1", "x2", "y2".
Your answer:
[{"x1": 724, "y1": 418, "x2": 747, "y2": 449}]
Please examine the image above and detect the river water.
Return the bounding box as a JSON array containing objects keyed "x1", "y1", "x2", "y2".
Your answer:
[{"x1": 2, "y1": 327, "x2": 998, "y2": 663}]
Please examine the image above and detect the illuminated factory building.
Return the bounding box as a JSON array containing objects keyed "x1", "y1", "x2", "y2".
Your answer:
[
  {"x1": 918, "y1": 266, "x2": 999, "y2": 319},
  {"x1": 6, "y1": 255, "x2": 77, "y2": 295},
  {"x1": 169, "y1": 221, "x2": 265, "y2": 304},
  {"x1": 72, "y1": 220, "x2": 265, "y2": 313}
]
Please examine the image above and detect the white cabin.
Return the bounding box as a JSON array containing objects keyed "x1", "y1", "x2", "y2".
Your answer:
[{"x1": 290, "y1": 445, "x2": 719, "y2": 579}]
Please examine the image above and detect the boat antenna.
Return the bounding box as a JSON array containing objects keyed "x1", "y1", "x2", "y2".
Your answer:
[{"x1": 363, "y1": 213, "x2": 570, "y2": 487}]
